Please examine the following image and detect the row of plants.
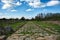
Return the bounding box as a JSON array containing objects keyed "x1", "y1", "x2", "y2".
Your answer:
[
  {"x1": 34, "y1": 21, "x2": 60, "y2": 34},
  {"x1": 0, "y1": 20, "x2": 27, "y2": 39},
  {"x1": 18, "y1": 21, "x2": 51, "y2": 36}
]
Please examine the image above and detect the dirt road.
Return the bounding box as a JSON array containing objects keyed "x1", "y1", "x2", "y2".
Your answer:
[{"x1": 7, "y1": 21, "x2": 58, "y2": 40}]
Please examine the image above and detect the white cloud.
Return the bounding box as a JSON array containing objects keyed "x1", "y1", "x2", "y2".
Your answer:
[
  {"x1": 2, "y1": 3, "x2": 13, "y2": 9},
  {"x1": 1, "y1": 0, "x2": 14, "y2": 4},
  {"x1": 26, "y1": 9, "x2": 32, "y2": 12},
  {"x1": 15, "y1": 2, "x2": 22, "y2": 6},
  {"x1": 20, "y1": 0, "x2": 34, "y2": 2},
  {"x1": 1, "y1": 0, "x2": 60, "y2": 9},
  {"x1": 1, "y1": 0, "x2": 22, "y2": 9},
  {"x1": 28, "y1": 0, "x2": 42, "y2": 8},
  {"x1": 11, "y1": 10, "x2": 17, "y2": 12},
  {"x1": 46, "y1": 1, "x2": 60, "y2": 6},
  {"x1": 29, "y1": 2, "x2": 42, "y2": 8},
  {"x1": 20, "y1": 0, "x2": 46, "y2": 8},
  {"x1": 1, "y1": 0, "x2": 13, "y2": 9},
  {"x1": 20, "y1": 0, "x2": 60, "y2": 8},
  {"x1": 20, "y1": 0, "x2": 43, "y2": 8}
]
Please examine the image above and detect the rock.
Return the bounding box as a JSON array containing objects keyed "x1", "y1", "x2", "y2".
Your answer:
[{"x1": 36, "y1": 37, "x2": 45, "y2": 40}]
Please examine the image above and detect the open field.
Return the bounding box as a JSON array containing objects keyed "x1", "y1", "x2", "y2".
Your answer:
[
  {"x1": 7, "y1": 21, "x2": 60, "y2": 40},
  {"x1": 34, "y1": 21, "x2": 60, "y2": 34},
  {"x1": 0, "y1": 0, "x2": 60, "y2": 40},
  {"x1": 0, "y1": 20, "x2": 60, "y2": 40},
  {"x1": 0, "y1": 20, "x2": 27, "y2": 38}
]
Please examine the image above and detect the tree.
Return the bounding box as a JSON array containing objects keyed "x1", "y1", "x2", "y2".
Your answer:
[
  {"x1": 20, "y1": 17, "x2": 25, "y2": 20},
  {"x1": 31, "y1": 18, "x2": 35, "y2": 20},
  {"x1": 35, "y1": 13, "x2": 44, "y2": 21},
  {"x1": 2, "y1": 18, "x2": 6, "y2": 20},
  {"x1": 45, "y1": 13, "x2": 60, "y2": 21}
]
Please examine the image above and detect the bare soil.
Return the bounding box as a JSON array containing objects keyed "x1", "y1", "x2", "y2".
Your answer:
[{"x1": 7, "y1": 21, "x2": 59, "y2": 40}]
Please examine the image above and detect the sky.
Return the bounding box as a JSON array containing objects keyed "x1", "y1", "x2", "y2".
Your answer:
[{"x1": 0, "y1": 0, "x2": 60, "y2": 19}]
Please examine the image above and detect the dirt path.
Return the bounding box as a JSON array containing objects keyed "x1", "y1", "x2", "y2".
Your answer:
[{"x1": 7, "y1": 21, "x2": 58, "y2": 40}]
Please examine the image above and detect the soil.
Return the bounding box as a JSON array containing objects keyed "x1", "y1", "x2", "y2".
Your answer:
[{"x1": 7, "y1": 21, "x2": 59, "y2": 40}]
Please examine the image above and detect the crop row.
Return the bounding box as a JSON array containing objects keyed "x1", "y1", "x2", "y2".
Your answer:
[
  {"x1": 33, "y1": 21, "x2": 60, "y2": 34},
  {"x1": 0, "y1": 20, "x2": 27, "y2": 37}
]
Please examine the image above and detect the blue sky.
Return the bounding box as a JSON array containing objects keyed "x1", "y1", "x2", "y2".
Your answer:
[{"x1": 0, "y1": 0, "x2": 60, "y2": 19}]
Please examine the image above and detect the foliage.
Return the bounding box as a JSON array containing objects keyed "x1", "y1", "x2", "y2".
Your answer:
[{"x1": 34, "y1": 13, "x2": 60, "y2": 21}]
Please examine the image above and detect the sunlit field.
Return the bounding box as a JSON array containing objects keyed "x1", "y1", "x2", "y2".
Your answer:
[
  {"x1": 0, "y1": 0, "x2": 60, "y2": 40},
  {"x1": 0, "y1": 13, "x2": 60, "y2": 40},
  {"x1": 0, "y1": 19, "x2": 60, "y2": 40}
]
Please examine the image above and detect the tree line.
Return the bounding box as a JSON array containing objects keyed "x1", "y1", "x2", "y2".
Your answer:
[
  {"x1": 35, "y1": 13, "x2": 60, "y2": 21},
  {"x1": 0, "y1": 13, "x2": 60, "y2": 39},
  {"x1": 0, "y1": 13, "x2": 60, "y2": 21}
]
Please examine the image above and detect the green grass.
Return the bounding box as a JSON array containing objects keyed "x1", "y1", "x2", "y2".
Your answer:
[
  {"x1": 19, "y1": 31, "x2": 33, "y2": 35},
  {"x1": 10, "y1": 21, "x2": 25, "y2": 30},
  {"x1": 34, "y1": 21, "x2": 60, "y2": 34},
  {"x1": 0, "y1": 21, "x2": 26, "y2": 30},
  {"x1": 0, "y1": 20, "x2": 27, "y2": 37}
]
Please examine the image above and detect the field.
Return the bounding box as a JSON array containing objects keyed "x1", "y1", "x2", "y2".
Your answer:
[
  {"x1": 0, "y1": 20, "x2": 26, "y2": 37},
  {"x1": 0, "y1": 20, "x2": 60, "y2": 40},
  {"x1": 34, "y1": 21, "x2": 60, "y2": 34}
]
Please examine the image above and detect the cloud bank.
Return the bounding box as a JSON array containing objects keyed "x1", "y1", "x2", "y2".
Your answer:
[
  {"x1": 1, "y1": 0, "x2": 22, "y2": 9},
  {"x1": 20, "y1": 0, "x2": 60, "y2": 8},
  {"x1": 1, "y1": 0, "x2": 60, "y2": 9}
]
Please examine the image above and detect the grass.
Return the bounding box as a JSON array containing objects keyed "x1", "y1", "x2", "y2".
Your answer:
[
  {"x1": 0, "y1": 20, "x2": 26, "y2": 30},
  {"x1": 34, "y1": 21, "x2": 60, "y2": 34},
  {"x1": 0, "y1": 21, "x2": 60, "y2": 38},
  {"x1": 10, "y1": 21, "x2": 26, "y2": 30},
  {"x1": 0, "y1": 20, "x2": 27, "y2": 38}
]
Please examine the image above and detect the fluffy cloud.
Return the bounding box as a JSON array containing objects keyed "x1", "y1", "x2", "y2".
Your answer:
[
  {"x1": 24, "y1": 0, "x2": 43, "y2": 8},
  {"x1": 29, "y1": 1, "x2": 42, "y2": 8},
  {"x1": 2, "y1": 3, "x2": 13, "y2": 9},
  {"x1": 1, "y1": 0, "x2": 60, "y2": 9},
  {"x1": 20, "y1": 0, "x2": 34, "y2": 2},
  {"x1": 1, "y1": 0, "x2": 14, "y2": 4},
  {"x1": 46, "y1": 1, "x2": 60, "y2": 6},
  {"x1": 29, "y1": 0, "x2": 60, "y2": 8},
  {"x1": 26, "y1": 9, "x2": 32, "y2": 12},
  {"x1": 11, "y1": 10, "x2": 17, "y2": 12},
  {"x1": 20, "y1": 0, "x2": 60, "y2": 8},
  {"x1": 1, "y1": 0, "x2": 22, "y2": 9},
  {"x1": 16, "y1": 2, "x2": 22, "y2": 6}
]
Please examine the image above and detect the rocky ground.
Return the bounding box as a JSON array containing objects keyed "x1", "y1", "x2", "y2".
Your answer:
[{"x1": 7, "y1": 21, "x2": 60, "y2": 40}]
